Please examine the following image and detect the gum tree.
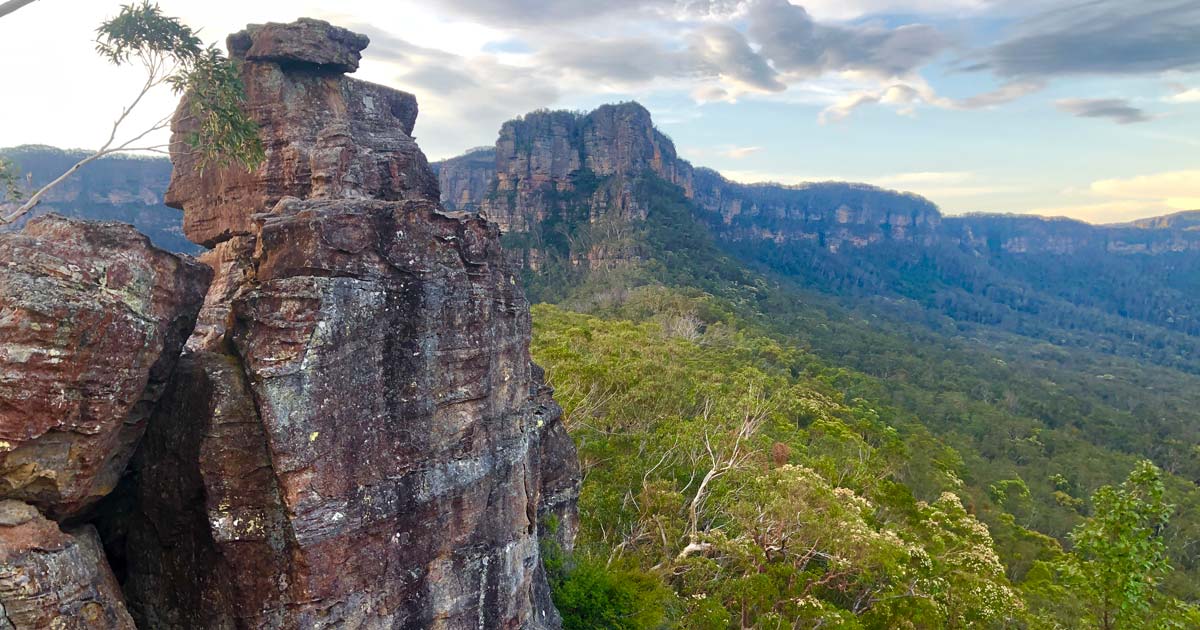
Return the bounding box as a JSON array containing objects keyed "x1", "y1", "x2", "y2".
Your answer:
[{"x1": 0, "y1": 1, "x2": 262, "y2": 225}]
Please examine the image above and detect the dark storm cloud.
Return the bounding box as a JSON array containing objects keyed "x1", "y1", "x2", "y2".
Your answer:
[
  {"x1": 539, "y1": 26, "x2": 785, "y2": 92},
  {"x1": 541, "y1": 1, "x2": 944, "y2": 91},
  {"x1": 747, "y1": 0, "x2": 948, "y2": 78},
  {"x1": 975, "y1": 0, "x2": 1200, "y2": 77},
  {"x1": 432, "y1": 0, "x2": 673, "y2": 25},
  {"x1": 1055, "y1": 98, "x2": 1154, "y2": 124}
]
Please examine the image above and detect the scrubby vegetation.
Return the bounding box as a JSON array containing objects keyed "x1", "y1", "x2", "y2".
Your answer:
[{"x1": 516, "y1": 170, "x2": 1200, "y2": 627}]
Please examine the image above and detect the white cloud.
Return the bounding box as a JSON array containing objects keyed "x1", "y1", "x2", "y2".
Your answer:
[
  {"x1": 1029, "y1": 200, "x2": 1175, "y2": 224},
  {"x1": 1166, "y1": 87, "x2": 1200, "y2": 103},
  {"x1": 819, "y1": 77, "x2": 1042, "y2": 123},
  {"x1": 1090, "y1": 169, "x2": 1200, "y2": 210},
  {"x1": 723, "y1": 146, "x2": 764, "y2": 159}
]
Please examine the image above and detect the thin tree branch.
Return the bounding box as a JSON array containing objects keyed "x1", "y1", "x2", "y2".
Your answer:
[
  {"x1": 0, "y1": 0, "x2": 38, "y2": 20},
  {"x1": 0, "y1": 70, "x2": 167, "y2": 225}
]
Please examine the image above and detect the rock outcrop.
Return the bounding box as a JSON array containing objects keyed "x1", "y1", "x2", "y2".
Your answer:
[
  {"x1": 435, "y1": 102, "x2": 1200, "y2": 261},
  {"x1": 482, "y1": 103, "x2": 691, "y2": 236},
  {"x1": 114, "y1": 19, "x2": 579, "y2": 629},
  {"x1": 434, "y1": 102, "x2": 944, "y2": 266},
  {"x1": 0, "y1": 500, "x2": 135, "y2": 629},
  {"x1": 165, "y1": 20, "x2": 434, "y2": 248},
  {"x1": 0, "y1": 215, "x2": 209, "y2": 519},
  {"x1": 945, "y1": 213, "x2": 1200, "y2": 255},
  {"x1": 691, "y1": 168, "x2": 943, "y2": 251}
]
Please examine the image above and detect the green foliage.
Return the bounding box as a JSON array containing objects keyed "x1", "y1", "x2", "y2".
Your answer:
[
  {"x1": 96, "y1": 2, "x2": 263, "y2": 171},
  {"x1": 177, "y1": 48, "x2": 265, "y2": 171},
  {"x1": 533, "y1": 297, "x2": 1024, "y2": 627},
  {"x1": 95, "y1": 1, "x2": 202, "y2": 65},
  {"x1": 549, "y1": 555, "x2": 673, "y2": 630},
  {"x1": 0, "y1": 157, "x2": 22, "y2": 202},
  {"x1": 1063, "y1": 461, "x2": 1176, "y2": 629},
  {"x1": 505, "y1": 167, "x2": 1200, "y2": 623}
]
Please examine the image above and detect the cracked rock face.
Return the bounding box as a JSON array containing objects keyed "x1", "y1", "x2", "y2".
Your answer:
[
  {"x1": 115, "y1": 19, "x2": 580, "y2": 629},
  {"x1": 0, "y1": 215, "x2": 209, "y2": 519},
  {"x1": 0, "y1": 500, "x2": 135, "y2": 629}
]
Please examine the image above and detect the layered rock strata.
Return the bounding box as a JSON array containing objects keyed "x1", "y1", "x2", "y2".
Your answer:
[
  {"x1": 116, "y1": 19, "x2": 579, "y2": 629},
  {"x1": 0, "y1": 500, "x2": 135, "y2": 629}
]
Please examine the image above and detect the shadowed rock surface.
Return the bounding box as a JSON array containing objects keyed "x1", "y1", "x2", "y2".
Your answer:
[
  {"x1": 0, "y1": 500, "x2": 136, "y2": 629},
  {"x1": 0, "y1": 215, "x2": 209, "y2": 519},
  {"x1": 113, "y1": 19, "x2": 579, "y2": 629}
]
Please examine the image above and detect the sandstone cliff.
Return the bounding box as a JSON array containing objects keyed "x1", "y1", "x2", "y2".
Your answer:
[
  {"x1": 0, "y1": 215, "x2": 210, "y2": 628},
  {"x1": 433, "y1": 147, "x2": 495, "y2": 213},
  {"x1": 435, "y1": 102, "x2": 948, "y2": 264},
  {"x1": 435, "y1": 103, "x2": 1200, "y2": 260},
  {"x1": 107, "y1": 19, "x2": 578, "y2": 629}
]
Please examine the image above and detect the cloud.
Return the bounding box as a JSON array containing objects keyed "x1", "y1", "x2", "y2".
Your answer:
[
  {"x1": 872, "y1": 171, "x2": 1016, "y2": 199},
  {"x1": 540, "y1": 38, "x2": 698, "y2": 85},
  {"x1": 1166, "y1": 87, "x2": 1200, "y2": 104},
  {"x1": 1055, "y1": 98, "x2": 1154, "y2": 124},
  {"x1": 532, "y1": 0, "x2": 947, "y2": 101},
  {"x1": 689, "y1": 25, "x2": 788, "y2": 92},
  {"x1": 875, "y1": 171, "x2": 974, "y2": 186},
  {"x1": 1038, "y1": 169, "x2": 1200, "y2": 222},
  {"x1": 723, "y1": 146, "x2": 764, "y2": 159},
  {"x1": 747, "y1": 0, "x2": 948, "y2": 79},
  {"x1": 430, "y1": 0, "x2": 674, "y2": 25},
  {"x1": 957, "y1": 80, "x2": 1044, "y2": 108},
  {"x1": 349, "y1": 25, "x2": 561, "y2": 159},
  {"x1": 817, "y1": 76, "x2": 1039, "y2": 122},
  {"x1": 1030, "y1": 200, "x2": 1176, "y2": 224},
  {"x1": 972, "y1": 0, "x2": 1200, "y2": 78},
  {"x1": 820, "y1": 83, "x2": 926, "y2": 123},
  {"x1": 1091, "y1": 169, "x2": 1200, "y2": 209}
]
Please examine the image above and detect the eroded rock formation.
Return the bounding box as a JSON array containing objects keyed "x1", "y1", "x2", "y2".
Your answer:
[
  {"x1": 0, "y1": 500, "x2": 135, "y2": 629},
  {"x1": 435, "y1": 102, "x2": 944, "y2": 267},
  {"x1": 114, "y1": 19, "x2": 579, "y2": 629},
  {"x1": 0, "y1": 215, "x2": 209, "y2": 519},
  {"x1": 0, "y1": 216, "x2": 208, "y2": 629},
  {"x1": 165, "y1": 18, "x2": 435, "y2": 248}
]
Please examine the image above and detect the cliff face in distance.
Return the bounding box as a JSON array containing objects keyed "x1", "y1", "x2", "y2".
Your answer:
[
  {"x1": 436, "y1": 101, "x2": 1200, "y2": 260},
  {"x1": 435, "y1": 101, "x2": 1200, "y2": 344},
  {"x1": 0, "y1": 146, "x2": 199, "y2": 254}
]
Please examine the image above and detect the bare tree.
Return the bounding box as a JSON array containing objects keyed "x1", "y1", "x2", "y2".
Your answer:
[
  {"x1": 0, "y1": 2, "x2": 262, "y2": 226},
  {"x1": 673, "y1": 387, "x2": 774, "y2": 563}
]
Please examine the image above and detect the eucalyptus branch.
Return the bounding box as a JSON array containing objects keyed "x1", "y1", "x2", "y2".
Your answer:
[
  {"x1": 0, "y1": 1, "x2": 262, "y2": 226},
  {"x1": 0, "y1": 0, "x2": 38, "y2": 20}
]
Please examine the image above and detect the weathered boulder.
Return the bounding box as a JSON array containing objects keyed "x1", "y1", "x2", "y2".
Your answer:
[
  {"x1": 228, "y1": 18, "x2": 370, "y2": 73},
  {"x1": 0, "y1": 500, "x2": 135, "y2": 629},
  {"x1": 116, "y1": 19, "x2": 580, "y2": 629},
  {"x1": 0, "y1": 215, "x2": 209, "y2": 518}
]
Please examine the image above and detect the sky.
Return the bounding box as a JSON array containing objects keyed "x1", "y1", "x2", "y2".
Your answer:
[{"x1": 1, "y1": 0, "x2": 1198, "y2": 223}]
